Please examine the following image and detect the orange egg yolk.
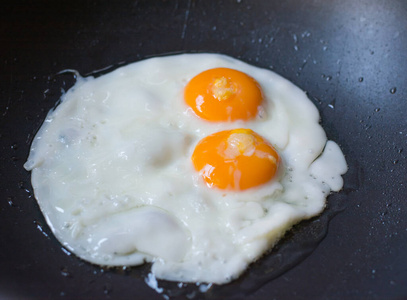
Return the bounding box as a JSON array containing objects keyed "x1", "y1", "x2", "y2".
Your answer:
[
  {"x1": 184, "y1": 68, "x2": 264, "y2": 122},
  {"x1": 192, "y1": 129, "x2": 280, "y2": 191}
]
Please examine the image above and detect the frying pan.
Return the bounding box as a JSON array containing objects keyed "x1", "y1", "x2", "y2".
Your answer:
[{"x1": 1, "y1": 0, "x2": 406, "y2": 299}]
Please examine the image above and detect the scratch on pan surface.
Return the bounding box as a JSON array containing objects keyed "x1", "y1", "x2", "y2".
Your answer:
[{"x1": 181, "y1": 0, "x2": 192, "y2": 39}]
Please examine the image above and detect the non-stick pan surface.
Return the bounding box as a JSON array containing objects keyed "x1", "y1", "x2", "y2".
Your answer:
[{"x1": 1, "y1": 1, "x2": 406, "y2": 299}]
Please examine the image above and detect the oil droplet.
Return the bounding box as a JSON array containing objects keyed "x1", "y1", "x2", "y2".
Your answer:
[
  {"x1": 199, "y1": 283, "x2": 213, "y2": 293},
  {"x1": 187, "y1": 291, "x2": 197, "y2": 299},
  {"x1": 103, "y1": 283, "x2": 113, "y2": 295},
  {"x1": 390, "y1": 87, "x2": 397, "y2": 94},
  {"x1": 7, "y1": 197, "x2": 18, "y2": 207},
  {"x1": 359, "y1": 77, "x2": 364, "y2": 82},
  {"x1": 313, "y1": 96, "x2": 322, "y2": 105},
  {"x1": 60, "y1": 267, "x2": 71, "y2": 277},
  {"x1": 34, "y1": 220, "x2": 49, "y2": 237},
  {"x1": 301, "y1": 31, "x2": 311, "y2": 38},
  {"x1": 120, "y1": 266, "x2": 131, "y2": 275},
  {"x1": 61, "y1": 247, "x2": 72, "y2": 256}
]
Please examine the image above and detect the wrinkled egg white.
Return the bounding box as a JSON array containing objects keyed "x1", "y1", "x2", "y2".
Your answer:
[{"x1": 24, "y1": 54, "x2": 347, "y2": 284}]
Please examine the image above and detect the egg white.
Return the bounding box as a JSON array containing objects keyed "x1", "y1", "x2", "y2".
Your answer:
[{"x1": 24, "y1": 53, "x2": 347, "y2": 284}]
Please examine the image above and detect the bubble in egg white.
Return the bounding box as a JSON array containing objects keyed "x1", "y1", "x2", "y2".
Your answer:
[{"x1": 24, "y1": 53, "x2": 347, "y2": 284}]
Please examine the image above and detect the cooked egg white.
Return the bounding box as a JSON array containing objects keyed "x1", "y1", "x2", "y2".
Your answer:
[{"x1": 24, "y1": 53, "x2": 347, "y2": 284}]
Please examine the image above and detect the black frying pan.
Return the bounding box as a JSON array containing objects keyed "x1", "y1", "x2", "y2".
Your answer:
[{"x1": 1, "y1": 1, "x2": 406, "y2": 299}]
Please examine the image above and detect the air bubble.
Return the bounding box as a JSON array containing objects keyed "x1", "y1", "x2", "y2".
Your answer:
[
  {"x1": 390, "y1": 87, "x2": 397, "y2": 94},
  {"x1": 358, "y1": 77, "x2": 364, "y2": 82},
  {"x1": 375, "y1": 108, "x2": 380, "y2": 112}
]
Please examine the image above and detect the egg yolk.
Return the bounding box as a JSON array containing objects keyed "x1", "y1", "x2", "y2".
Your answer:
[
  {"x1": 184, "y1": 68, "x2": 264, "y2": 122},
  {"x1": 192, "y1": 129, "x2": 280, "y2": 191}
]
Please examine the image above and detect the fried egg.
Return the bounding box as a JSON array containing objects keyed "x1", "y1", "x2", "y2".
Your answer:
[{"x1": 24, "y1": 53, "x2": 347, "y2": 284}]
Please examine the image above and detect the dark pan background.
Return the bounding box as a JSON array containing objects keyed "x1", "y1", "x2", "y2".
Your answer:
[{"x1": 1, "y1": 1, "x2": 406, "y2": 299}]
